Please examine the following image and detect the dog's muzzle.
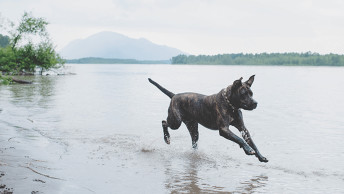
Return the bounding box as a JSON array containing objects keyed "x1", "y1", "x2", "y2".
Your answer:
[
  {"x1": 244, "y1": 101, "x2": 257, "y2": 110},
  {"x1": 252, "y1": 102, "x2": 258, "y2": 109}
]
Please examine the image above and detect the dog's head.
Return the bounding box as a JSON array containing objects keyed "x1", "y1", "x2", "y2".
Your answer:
[{"x1": 229, "y1": 75, "x2": 257, "y2": 110}]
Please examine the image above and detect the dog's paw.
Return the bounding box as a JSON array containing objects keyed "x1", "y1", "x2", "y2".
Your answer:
[
  {"x1": 259, "y1": 157, "x2": 268, "y2": 163},
  {"x1": 164, "y1": 135, "x2": 170, "y2": 144},
  {"x1": 192, "y1": 142, "x2": 198, "y2": 149}
]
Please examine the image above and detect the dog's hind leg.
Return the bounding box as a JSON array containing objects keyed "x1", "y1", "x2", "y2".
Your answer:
[
  {"x1": 161, "y1": 107, "x2": 182, "y2": 144},
  {"x1": 185, "y1": 121, "x2": 199, "y2": 149},
  {"x1": 162, "y1": 120, "x2": 170, "y2": 144}
]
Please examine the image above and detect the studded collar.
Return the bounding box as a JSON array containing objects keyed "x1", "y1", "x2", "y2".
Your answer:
[{"x1": 222, "y1": 87, "x2": 237, "y2": 112}]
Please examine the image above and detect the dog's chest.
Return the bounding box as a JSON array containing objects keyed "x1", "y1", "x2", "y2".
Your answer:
[{"x1": 219, "y1": 107, "x2": 236, "y2": 126}]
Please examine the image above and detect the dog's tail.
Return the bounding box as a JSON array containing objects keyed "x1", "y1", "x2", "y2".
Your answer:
[{"x1": 148, "y1": 78, "x2": 175, "y2": 99}]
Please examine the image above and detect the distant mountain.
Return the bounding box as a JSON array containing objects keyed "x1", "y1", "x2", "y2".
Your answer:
[{"x1": 59, "y1": 31, "x2": 185, "y2": 60}]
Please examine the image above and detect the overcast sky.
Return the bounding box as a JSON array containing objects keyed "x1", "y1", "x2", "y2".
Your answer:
[{"x1": 0, "y1": 0, "x2": 343, "y2": 55}]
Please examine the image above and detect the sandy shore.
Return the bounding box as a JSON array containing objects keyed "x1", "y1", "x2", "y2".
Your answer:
[{"x1": 0, "y1": 129, "x2": 64, "y2": 194}]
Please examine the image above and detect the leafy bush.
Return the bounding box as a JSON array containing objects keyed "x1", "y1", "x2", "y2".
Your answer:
[
  {"x1": 0, "y1": 74, "x2": 13, "y2": 85},
  {"x1": 0, "y1": 12, "x2": 65, "y2": 76}
]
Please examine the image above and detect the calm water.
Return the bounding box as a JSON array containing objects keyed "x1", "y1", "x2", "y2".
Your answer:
[{"x1": 1, "y1": 64, "x2": 344, "y2": 193}]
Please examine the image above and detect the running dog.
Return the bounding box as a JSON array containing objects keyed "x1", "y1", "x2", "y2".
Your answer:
[{"x1": 148, "y1": 76, "x2": 268, "y2": 162}]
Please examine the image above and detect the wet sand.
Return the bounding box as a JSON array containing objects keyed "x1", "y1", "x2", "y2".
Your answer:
[{"x1": 0, "y1": 128, "x2": 63, "y2": 194}]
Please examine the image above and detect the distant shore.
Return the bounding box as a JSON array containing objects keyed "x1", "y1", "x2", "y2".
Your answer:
[
  {"x1": 171, "y1": 52, "x2": 344, "y2": 66},
  {"x1": 66, "y1": 57, "x2": 170, "y2": 64},
  {"x1": 65, "y1": 52, "x2": 344, "y2": 66}
]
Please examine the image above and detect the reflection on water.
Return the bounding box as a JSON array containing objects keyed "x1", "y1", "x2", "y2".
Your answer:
[
  {"x1": 163, "y1": 152, "x2": 269, "y2": 193},
  {"x1": 1, "y1": 64, "x2": 344, "y2": 193},
  {"x1": 236, "y1": 175, "x2": 268, "y2": 193},
  {"x1": 164, "y1": 152, "x2": 209, "y2": 193},
  {"x1": 8, "y1": 76, "x2": 57, "y2": 107}
]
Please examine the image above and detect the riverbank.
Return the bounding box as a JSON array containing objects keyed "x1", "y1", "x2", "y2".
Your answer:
[{"x1": 0, "y1": 124, "x2": 64, "y2": 194}]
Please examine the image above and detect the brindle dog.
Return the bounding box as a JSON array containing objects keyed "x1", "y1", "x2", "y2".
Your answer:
[{"x1": 148, "y1": 75, "x2": 268, "y2": 162}]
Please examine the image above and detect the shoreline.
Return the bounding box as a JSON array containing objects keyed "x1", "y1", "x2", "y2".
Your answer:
[{"x1": 0, "y1": 126, "x2": 64, "y2": 194}]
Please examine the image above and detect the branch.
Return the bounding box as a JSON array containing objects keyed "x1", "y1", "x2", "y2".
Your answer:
[{"x1": 11, "y1": 77, "x2": 32, "y2": 84}]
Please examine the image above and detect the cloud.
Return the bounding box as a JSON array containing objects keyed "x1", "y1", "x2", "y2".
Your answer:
[{"x1": 1, "y1": 0, "x2": 344, "y2": 54}]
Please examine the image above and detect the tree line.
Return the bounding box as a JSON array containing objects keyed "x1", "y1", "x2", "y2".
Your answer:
[
  {"x1": 171, "y1": 52, "x2": 344, "y2": 66},
  {"x1": 0, "y1": 12, "x2": 64, "y2": 84}
]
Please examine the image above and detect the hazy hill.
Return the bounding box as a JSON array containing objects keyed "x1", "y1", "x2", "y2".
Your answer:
[{"x1": 59, "y1": 31, "x2": 185, "y2": 60}]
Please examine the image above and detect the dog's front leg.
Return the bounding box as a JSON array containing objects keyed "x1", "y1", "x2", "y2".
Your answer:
[
  {"x1": 219, "y1": 127, "x2": 255, "y2": 155},
  {"x1": 233, "y1": 111, "x2": 268, "y2": 162},
  {"x1": 240, "y1": 126, "x2": 268, "y2": 162}
]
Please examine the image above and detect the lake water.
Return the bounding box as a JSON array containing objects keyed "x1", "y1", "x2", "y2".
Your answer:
[{"x1": 1, "y1": 64, "x2": 344, "y2": 193}]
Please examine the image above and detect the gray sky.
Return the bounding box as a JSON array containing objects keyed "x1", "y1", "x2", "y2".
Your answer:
[{"x1": 1, "y1": 0, "x2": 343, "y2": 55}]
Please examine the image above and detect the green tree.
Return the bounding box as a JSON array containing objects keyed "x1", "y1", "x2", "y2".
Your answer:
[
  {"x1": 9, "y1": 12, "x2": 49, "y2": 50},
  {"x1": 0, "y1": 12, "x2": 64, "y2": 76},
  {"x1": 36, "y1": 41, "x2": 64, "y2": 75},
  {"x1": 0, "y1": 46, "x2": 16, "y2": 72},
  {"x1": 0, "y1": 34, "x2": 10, "y2": 47}
]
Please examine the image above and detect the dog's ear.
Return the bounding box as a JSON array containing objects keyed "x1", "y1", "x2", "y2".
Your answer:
[
  {"x1": 232, "y1": 77, "x2": 243, "y2": 91},
  {"x1": 245, "y1": 75, "x2": 255, "y2": 87}
]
